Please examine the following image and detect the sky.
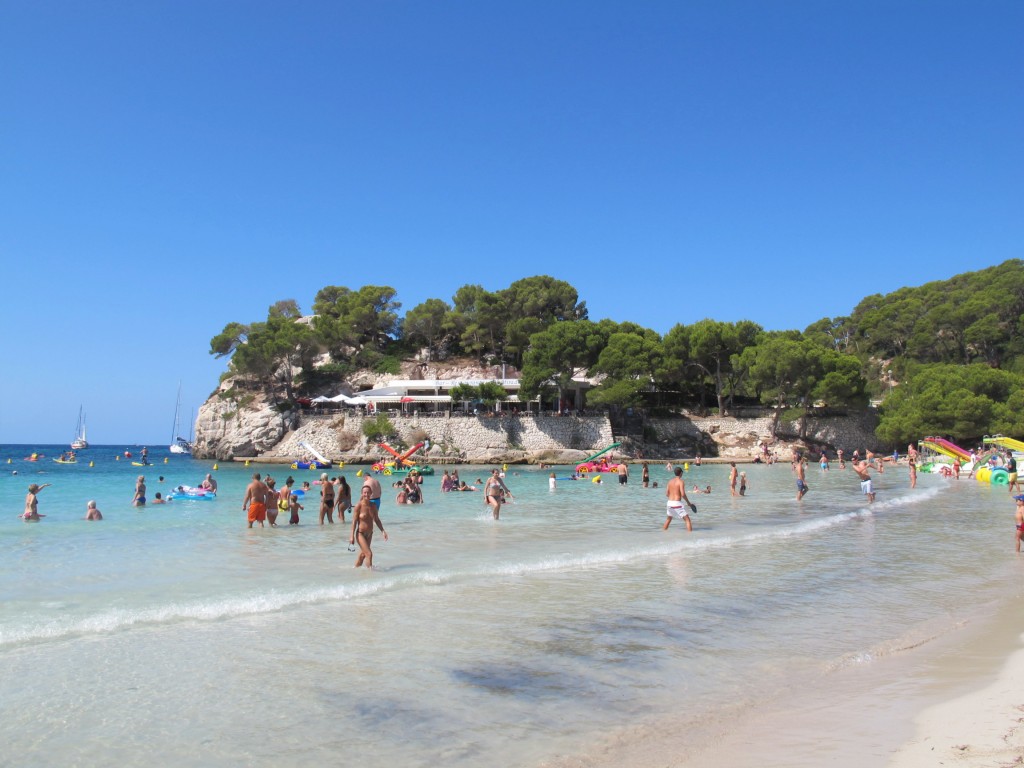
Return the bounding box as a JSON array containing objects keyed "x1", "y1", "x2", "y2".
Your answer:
[{"x1": 2, "y1": 1, "x2": 1021, "y2": 444}]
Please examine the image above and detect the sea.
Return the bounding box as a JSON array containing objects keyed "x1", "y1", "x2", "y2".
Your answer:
[{"x1": 1, "y1": 444, "x2": 1021, "y2": 767}]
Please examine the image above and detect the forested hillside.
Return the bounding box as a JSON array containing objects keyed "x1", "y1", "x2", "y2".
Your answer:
[{"x1": 209, "y1": 261, "x2": 1024, "y2": 447}]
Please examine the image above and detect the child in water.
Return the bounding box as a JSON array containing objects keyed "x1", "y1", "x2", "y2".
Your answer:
[{"x1": 289, "y1": 494, "x2": 303, "y2": 525}]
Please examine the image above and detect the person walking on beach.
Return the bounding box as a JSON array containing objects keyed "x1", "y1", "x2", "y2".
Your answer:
[
  {"x1": 350, "y1": 485, "x2": 388, "y2": 568},
  {"x1": 729, "y1": 463, "x2": 738, "y2": 496},
  {"x1": 794, "y1": 456, "x2": 809, "y2": 500},
  {"x1": 85, "y1": 500, "x2": 103, "y2": 520},
  {"x1": 853, "y1": 459, "x2": 876, "y2": 503},
  {"x1": 243, "y1": 472, "x2": 268, "y2": 528},
  {"x1": 319, "y1": 473, "x2": 335, "y2": 525},
  {"x1": 1007, "y1": 453, "x2": 1019, "y2": 495},
  {"x1": 23, "y1": 483, "x2": 51, "y2": 520},
  {"x1": 663, "y1": 468, "x2": 696, "y2": 532},
  {"x1": 132, "y1": 476, "x2": 147, "y2": 507},
  {"x1": 485, "y1": 468, "x2": 512, "y2": 520},
  {"x1": 617, "y1": 461, "x2": 629, "y2": 485}
]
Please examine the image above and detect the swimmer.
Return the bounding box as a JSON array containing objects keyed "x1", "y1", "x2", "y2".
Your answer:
[
  {"x1": 85, "y1": 500, "x2": 103, "y2": 520},
  {"x1": 152, "y1": 492, "x2": 167, "y2": 505}
]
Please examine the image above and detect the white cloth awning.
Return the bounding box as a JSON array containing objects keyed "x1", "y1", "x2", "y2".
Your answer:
[{"x1": 368, "y1": 395, "x2": 452, "y2": 404}]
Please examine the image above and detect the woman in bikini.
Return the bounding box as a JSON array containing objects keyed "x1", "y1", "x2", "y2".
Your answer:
[
  {"x1": 350, "y1": 486, "x2": 388, "y2": 568},
  {"x1": 319, "y1": 473, "x2": 335, "y2": 524},
  {"x1": 334, "y1": 476, "x2": 352, "y2": 523},
  {"x1": 484, "y1": 469, "x2": 512, "y2": 520}
]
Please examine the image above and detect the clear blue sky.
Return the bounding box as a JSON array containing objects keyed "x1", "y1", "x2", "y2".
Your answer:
[{"x1": 2, "y1": 1, "x2": 1021, "y2": 444}]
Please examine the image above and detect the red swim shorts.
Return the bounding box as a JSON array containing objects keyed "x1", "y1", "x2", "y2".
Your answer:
[{"x1": 248, "y1": 502, "x2": 267, "y2": 522}]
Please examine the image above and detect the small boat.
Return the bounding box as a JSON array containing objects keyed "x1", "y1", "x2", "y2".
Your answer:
[
  {"x1": 71, "y1": 406, "x2": 89, "y2": 450},
  {"x1": 53, "y1": 458, "x2": 77, "y2": 464},
  {"x1": 169, "y1": 383, "x2": 193, "y2": 455}
]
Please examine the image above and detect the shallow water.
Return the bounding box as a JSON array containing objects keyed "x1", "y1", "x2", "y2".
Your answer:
[{"x1": 1, "y1": 446, "x2": 1020, "y2": 766}]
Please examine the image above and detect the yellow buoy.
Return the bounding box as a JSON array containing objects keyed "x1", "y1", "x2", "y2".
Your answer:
[
  {"x1": 213, "y1": 464, "x2": 218, "y2": 471},
  {"x1": 338, "y1": 461, "x2": 345, "y2": 469},
  {"x1": 684, "y1": 462, "x2": 689, "y2": 471},
  {"x1": 164, "y1": 457, "x2": 168, "y2": 464},
  {"x1": 245, "y1": 460, "x2": 250, "y2": 467},
  {"x1": 356, "y1": 469, "x2": 363, "y2": 477},
  {"x1": 116, "y1": 456, "x2": 120, "y2": 461},
  {"x1": 6, "y1": 458, "x2": 10, "y2": 464},
  {"x1": 592, "y1": 474, "x2": 602, "y2": 483},
  {"x1": 89, "y1": 461, "x2": 94, "y2": 467}
]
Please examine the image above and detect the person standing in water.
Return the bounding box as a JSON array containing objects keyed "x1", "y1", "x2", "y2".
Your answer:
[
  {"x1": 242, "y1": 472, "x2": 268, "y2": 528},
  {"x1": 350, "y1": 485, "x2": 388, "y2": 568},
  {"x1": 319, "y1": 473, "x2": 335, "y2": 525},
  {"x1": 335, "y1": 475, "x2": 352, "y2": 523},
  {"x1": 853, "y1": 459, "x2": 876, "y2": 503},
  {"x1": 85, "y1": 500, "x2": 103, "y2": 520},
  {"x1": 485, "y1": 468, "x2": 512, "y2": 520},
  {"x1": 1015, "y1": 495, "x2": 1024, "y2": 553},
  {"x1": 23, "y1": 483, "x2": 51, "y2": 520},
  {"x1": 909, "y1": 458, "x2": 917, "y2": 488},
  {"x1": 729, "y1": 463, "x2": 738, "y2": 496},
  {"x1": 663, "y1": 468, "x2": 696, "y2": 532},
  {"x1": 132, "y1": 476, "x2": 147, "y2": 507},
  {"x1": 794, "y1": 456, "x2": 809, "y2": 501},
  {"x1": 641, "y1": 462, "x2": 650, "y2": 488}
]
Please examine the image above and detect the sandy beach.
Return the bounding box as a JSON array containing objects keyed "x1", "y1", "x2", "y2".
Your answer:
[{"x1": 889, "y1": 636, "x2": 1024, "y2": 768}]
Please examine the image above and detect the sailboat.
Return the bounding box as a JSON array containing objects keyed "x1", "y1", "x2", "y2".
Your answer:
[
  {"x1": 169, "y1": 383, "x2": 193, "y2": 455},
  {"x1": 71, "y1": 406, "x2": 89, "y2": 450}
]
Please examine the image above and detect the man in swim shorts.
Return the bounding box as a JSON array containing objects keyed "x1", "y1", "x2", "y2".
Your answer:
[
  {"x1": 1015, "y1": 496, "x2": 1024, "y2": 553},
  {"x1": 362, "y1": 474, "x2": 382, "y2": 512},
  {"x1": 794, "y1": 456, "x2": 809, "y2": 501},
  {"x1": 853, "y1": 460, "x2": 875, "y2": 503},
  {"x1": 242, "y1": 472, "x2": 268, "y2": 528},
  {"x1": 663, "y1": 467, "x2": 696, "y2": 532},
  {"x1": 617, "y1": 462, "x2": 629, "y2": 485}
]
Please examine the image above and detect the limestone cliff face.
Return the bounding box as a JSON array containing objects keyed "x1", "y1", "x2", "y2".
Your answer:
[{"x1": 192, "y1": 393, "x2": 298, "y2": 461}]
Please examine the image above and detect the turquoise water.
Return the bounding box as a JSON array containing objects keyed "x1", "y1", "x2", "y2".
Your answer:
[{"x1": 1, "y1": 445, "x2": 1020, "y2": 766}]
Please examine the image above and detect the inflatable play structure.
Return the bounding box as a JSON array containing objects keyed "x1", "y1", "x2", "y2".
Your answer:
[
  {"x1": 291, "y1": 441, "x2": 334, "y2": 470},
  {"x1": 575, "y1": 442, "x2": 624, "y2": 474},
  {"x1": 168, "y1": 485, "x2": 217, "y2": 501},
  {"x1": 919, "y1": 437, "x2": 971, "y2": 462},
  {"x1": 983, "y1": 434, "x2": 1024, "y2": 453},
  {"x1": 373, "y1": 442, "x2": 435, "y2": 476}
]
